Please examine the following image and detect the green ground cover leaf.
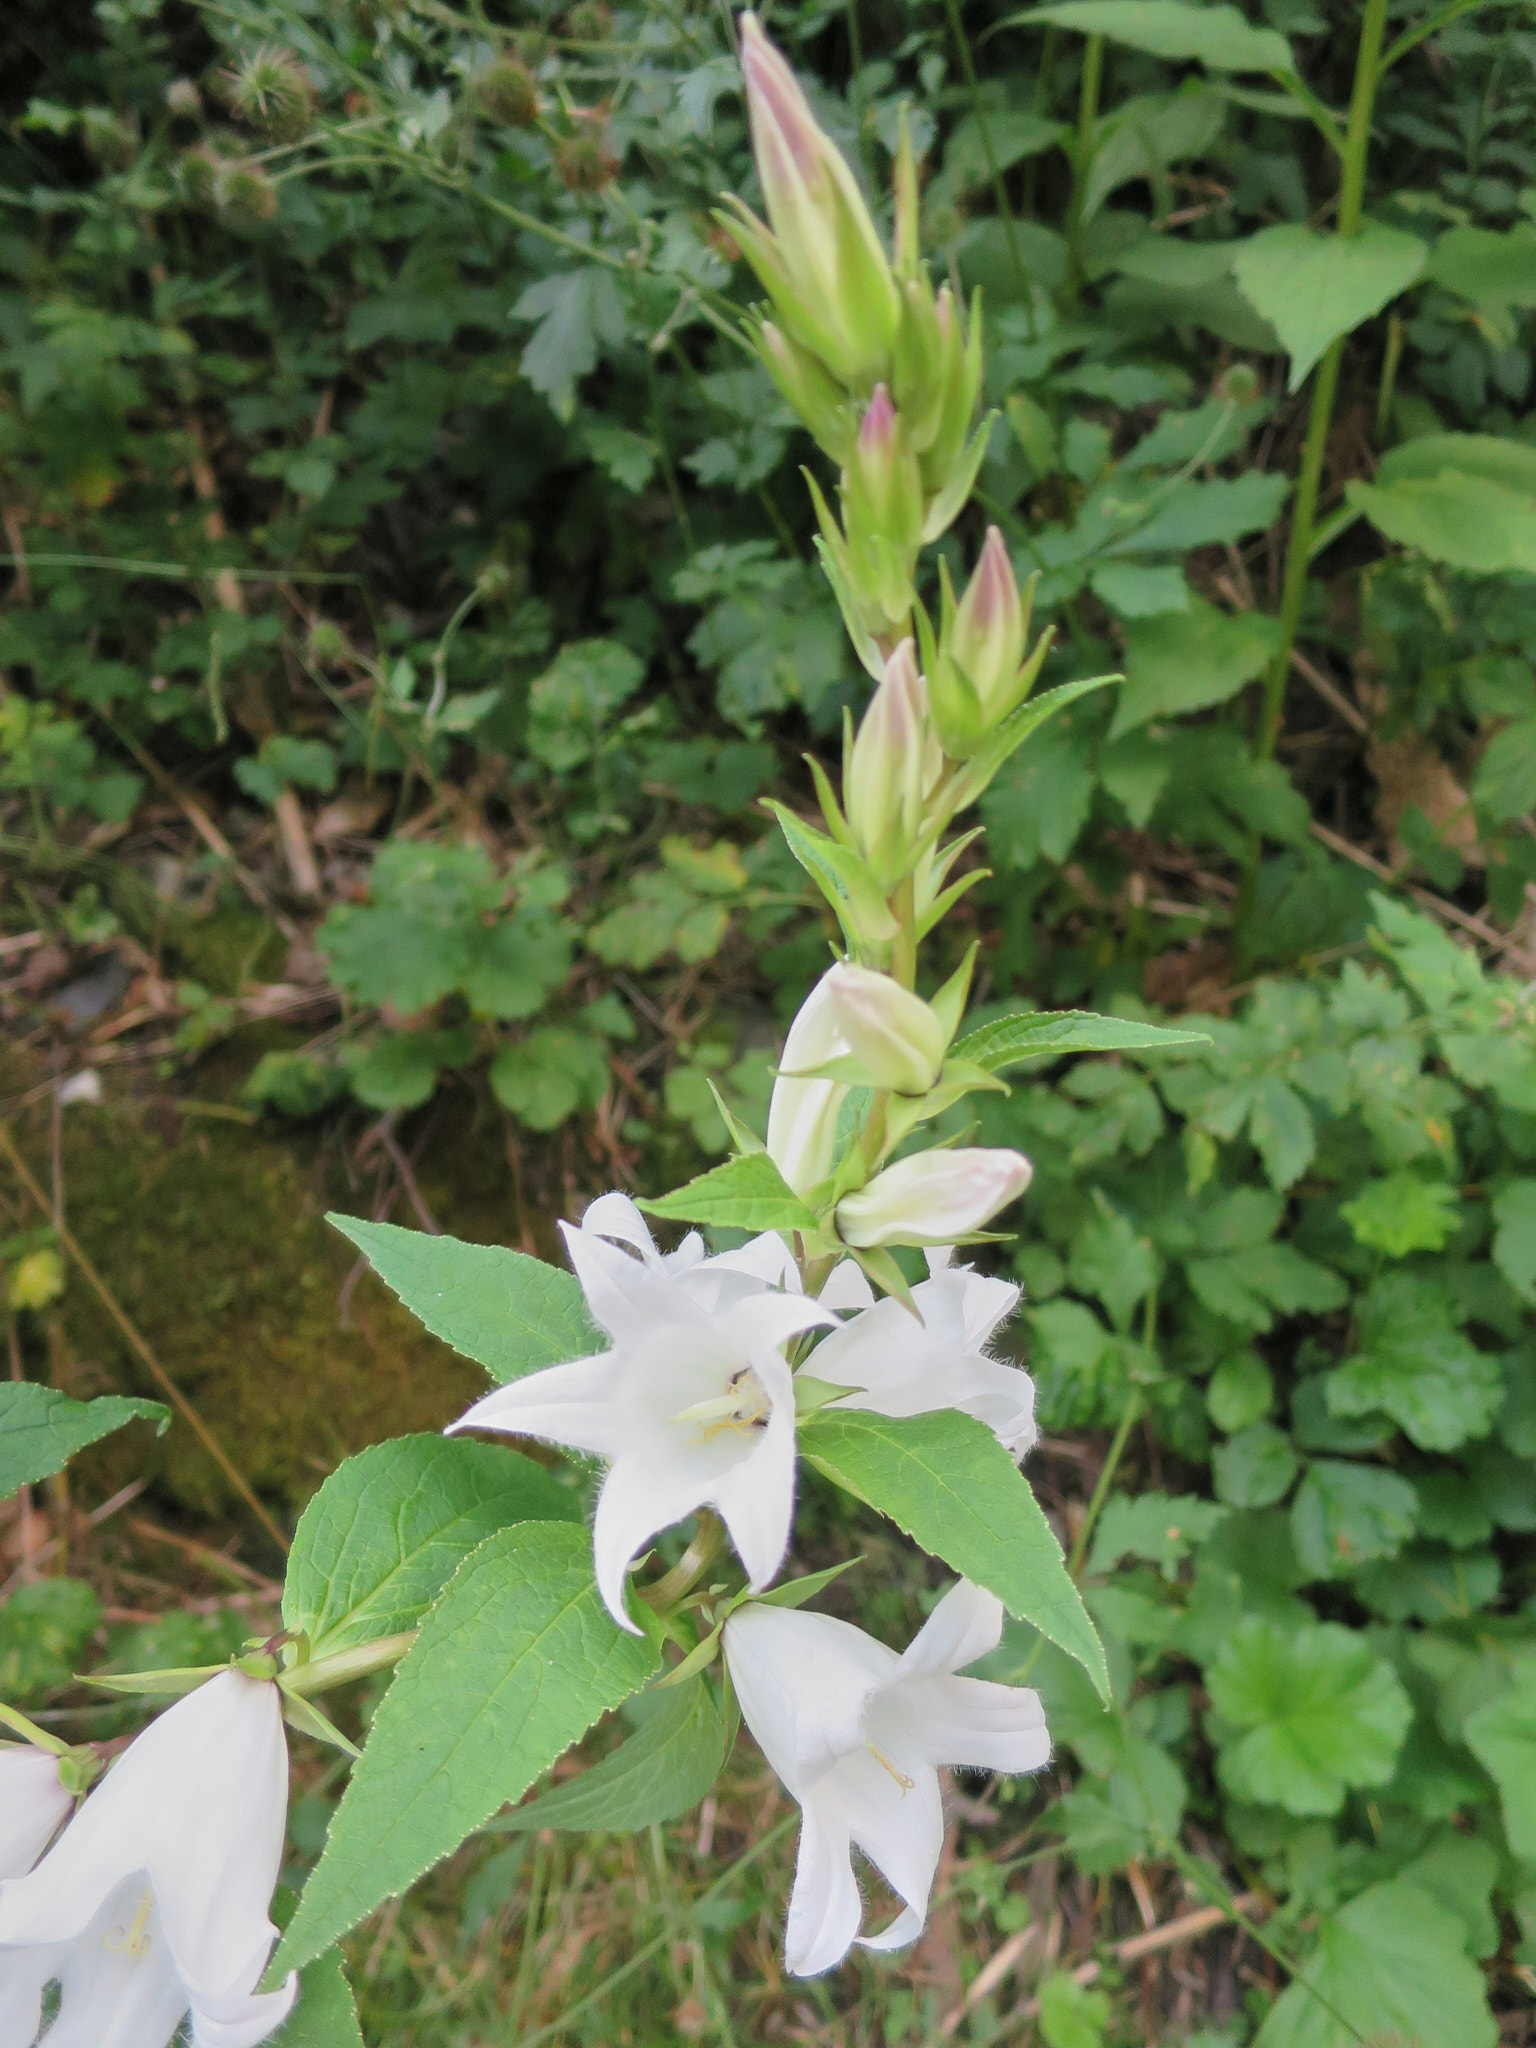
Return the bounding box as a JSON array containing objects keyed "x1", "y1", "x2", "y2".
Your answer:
[
  {"x1": 801, "y1": 1407, "x2": 1109, "y2": 1700},
  {"x1": 1254, "y1": 1880, "x2": 1496, "y2": 2048},
  {"x1": 1110, "y1": 597, "x2": 1279, "y2": 736},
  {"x1": 1463, "y1": 1654, "x2": 1536, "y2": 1858},
  {"x1": 1087, "y1": 1492, "x2": 1226, "y2": 1577},
  {"x1": 328, "y1": 1217, "x2": 601, "y2": 1383},
  {"x1": 275, "y1": 1522, "x2": 659, "y2": 1976},
  {"x1": 639, "y1": 1152, "x2": 818, "y2": 1233},
  {"x1": 1207, "y1": 1617, "x2": 1411, "y2": 1814},
  {"x1": 1233, "y1": 221, "x2": 1427, "y2": 387},
  {"x1": 0, "y1": 1384, "x2": 168, "y2": 1500},
  {"x1": 1023, "y1": 0, "x2": 1293, "y2": 71},
  {"x1": 1328, "y1": 1275, "x2": 1503, "y2": 1451},
  {"x1": 1493, "y1": 1179, "x2": 1536, "y2": 1302},
  {"x1": 283, "y1": 1435, "x2": 579, "y2": 1656},
  {"x1": 494, "y1": 1678, "x2": 730, "y2": 1836},
  {"x1": 1290, "y1": 1459, "x2": 1418, "y2": 1579}
]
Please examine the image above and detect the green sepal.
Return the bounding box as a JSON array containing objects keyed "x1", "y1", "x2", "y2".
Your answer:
[
  {"x1": 930, "y1": 941, "x2": 980, "y2": 1045},
  {"x1": 921, "y1": 409, "x2": 998, "y2": 544},
  {"x1": 706, "y1": 1079, "x2": 767, "y2": 1157},
  {"x1": 804, "y1": 750, "x2": 855, "y2": 848},
  {"x1": 652, "y1": 1618, "x2": 724, "y2": 1688},
  {"x1": 280, "y1": 1684, "x2": 361, "y2": 1759},
  {"x1": 848, "y1": 1243, "x2": 921, "y2": 1316},
  {"x1": 83, "y1": 1664, "x2": 224, "y2": 1698},
  {"x1": 916, "y1": 865, "x2": 991, "y2": 941},
  {"x1": 943, "y1": 671, "x2": 1117, "y2": 816},
  {"x1": 793, "y1": 1372, "x2": 858, "y2": 1417},
  {"x1": 752, "y1": 1557, "x2": 864, "y2": 1609},
  {"x1": 764, "y1": 799, "x2": 900, "y2": 952},
  {"x1": 883, "y1": 1057, "x2": 1009, "y2": 1149}
]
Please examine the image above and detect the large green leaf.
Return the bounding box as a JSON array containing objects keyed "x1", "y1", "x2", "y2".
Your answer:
[
  {"x1": 1254, "y1": 1880, "x2": 1496, "y2": 2048},
  {"x1": 0, "y1": 1384, "x2": 168, "y2": 1501},
  {"x1": 953, "y1": 1008, "x2": 1208, "y2": 1073},
  {"x1": 283, "y1": 1435, "x2": 580, "y2": 1656},
  {"x1": 1020, "y1": 0, "x2": 1293, "y2": 72},
  {"x1": 1109, "y1": 596, "x2": 1280, "y2": 736},
  {"x1": 1463, "y1": 1654, "x2": 1536, "y2": 1858},
  {"x1": 1346, "y1": 431, "x2": 1536, "y2": 574},
  {"x1": 639, "y1": 1151, "x2": 818, "y2": 1234},
  {"x1": 1290, "y1": 1459, "x2": 1418, "y2": 1580},
  {"x1": 274, "y1": 1522, "x2": 659, "y2": 1976},
  {"x1": 1207, "y1": 1617, "x2": 1411, "y2": 1815},
  {"x1": 493, "y1": 1678, "x2": 730, "y2": 1836},
  {"x1": 1425, "y1": 221, "x2": 1536, "y2": 314},
  {"x1": 328, "y1": 1216, "x2": 601, "y2": 1384},
  {"x1": 800, "y1": 1407, "x2": 1109, "y2": 1700},
  {"x1": 1232, "y1": 221, "x2": 1427, "y2": 388},
  {"x1": 277, "y1": 1949, "x2": 365, "y2": 2048}
]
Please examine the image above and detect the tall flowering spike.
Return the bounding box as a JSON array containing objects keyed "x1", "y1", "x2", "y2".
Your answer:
[
  {"x1": 0, "y1": 1747, "x2": 73, "y2": 1881},
  {"x1": 845, "y1": 640, "x2": 939, "y2": 889},
  {"x1": 811, "y1": 1250, "x2": 1036, "y2": 1455},
  {"x1": 447, "y1": 1194, "x2": 832, "y2": 1630},
  {"x1": 730, "y1": 15, "x2": 900, "y2": 390},
  {"x1": 724, "y1": 1582, "x2": 1049, "y2": 1974},
  {"x1": 0, "y1": 1671, "x2": 296, "y2": 2047},
  {"x1": 836, "y1": 1147, "x2": 1032, "y2": 1248}
]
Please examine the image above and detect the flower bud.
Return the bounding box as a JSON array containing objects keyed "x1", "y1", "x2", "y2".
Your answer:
[
  {"x1": 843, "y1": 386, "x2": 924, "y2": 556},
  {"x1": 836, "y1": 1147, "x2": 1032, "y2": 1247},
  {"x1": 767, "y1": 974, "x2": 849, "y2": 1198},
  {"x1": 757, "y1": 320, "x2": 857, "y2": 464},
  {"x1": 845, "y1": 641, "x2": 938, "y2": 888},
  {"x1": 726, "y1": 15, "x2": 901, "y2": 390},
  {"x1": 476, "y1": 56, "x2": 540, "y2": 127},
  {"x1": 952, "y1": 528, "x2": 1026, "y2": 702},
  {"x1": 822, "y1": 964, "x2": 946, "y2": 1095}
]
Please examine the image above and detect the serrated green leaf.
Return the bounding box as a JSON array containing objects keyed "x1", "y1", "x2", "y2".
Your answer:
[
  {"x1": 639, "y1": 1151, "x2": 818, "y2": 1233},
  {"x1": 951, "y1": 1008, "x2": 1208, "y2": 1073},
  {"x1": 1021, "y1": 0, "x2": 1293, "y2": 72},
  {"x1": 277, "y1": 1948, "x2": 365, "y2": 2048},
  {"x1": 1328, "y1": 1275, "x2": 1502, "y2": 1452},
  {"x1": 1109, "y1": 596, "x2": 1280, "y2": 737},
  {"x1": 1232, "y1": 221, "x2": 1427, "y2": 389},
  {"x1": 0, "y1": 1384, "x2": 168, "y2": 1501},
  {"x1": 274, "y1": 1522, "x2": 660, "y2": 1977},
  {"x1": 1207, "y1": 1617, "x2": 1411, "y2": 1815},
  {"x1": 1463, "y1": 1654, "x2": 1536, "y2": 1859},
  {"x1": 283, "y1": 1435, "x2": 579, "y2": 1656},
  {"x1": 328, "y1": 1216, "x2": 601, "y2": 1384},
  {"x1": 492, "y1": 1677, "x2": 728, "y2": 1835},
  {"x1": 1493, "y1": 1179, "x2": 1536, "y2": 1303},
  {"x1": 1290, "y1": 1458, "x2": 1418, "y2": 1580},
  {"x1": 800, "y1": 1407, "x2": 1109, "y2": 1700},
  {"x1": 1254, "y1": 1880, "x2": 1496, "y2": 2048},
  {"x1": 1087, "y1": 1491, "x2": 1226, "y2": 1578}
]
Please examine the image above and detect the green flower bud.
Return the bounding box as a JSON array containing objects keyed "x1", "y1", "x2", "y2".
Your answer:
[
  {"x1": 757, "y1": 319, "x2": 858, "y2": 464},
  {"x1": 845, "y1": 639, "x2": 940, "y2": 888}
]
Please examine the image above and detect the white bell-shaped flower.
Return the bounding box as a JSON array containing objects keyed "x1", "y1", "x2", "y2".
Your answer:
[
  {"x1": 449, "y1": 1193, "x2": 831, "y2": 1632},
  {"x1": 723, "y1": 1581, "x2": 1050, "y2": 1975},
  {"x1": 0, "y1": 1747, "x2": 73, "y2": 1880},
  {"x1": 811, "y1": 1250, "x2": 1036, "y2": 1456},
  {"x1": 835, "y1": 1146, "x2": 1032, "y2": 1248},
  {"x1": 0, "y1": 1670, "x2": 296, "y2": 2048},
  {"x1": 767, "y1": 972, "x2": 850, "y2": 1199}
]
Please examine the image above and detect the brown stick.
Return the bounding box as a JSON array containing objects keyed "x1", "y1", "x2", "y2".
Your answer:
[{"x1": 0, "y1": 1120, "x2": 289, "y2": 1553}]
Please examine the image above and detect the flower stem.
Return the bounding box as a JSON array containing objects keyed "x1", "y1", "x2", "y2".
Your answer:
[
  {"x1": 641, "y1": 1510, "x2": 725, "y2": 1611},
  {"x1": 281, "y1": 1630, "x2": 418, "y2": 1696},
  {"x1": 1067, "y1": 1386, "x2": 1143, "y2": 1579}
]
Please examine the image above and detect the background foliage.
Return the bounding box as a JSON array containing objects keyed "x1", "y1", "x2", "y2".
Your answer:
[{"x1": 2, "y1": 0, "x2": 1536, "y2": 2038}]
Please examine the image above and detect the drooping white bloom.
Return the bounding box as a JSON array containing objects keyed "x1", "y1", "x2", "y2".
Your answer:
[
  {"x1": 0, "y1": 1670, "x2": 296, "y2": 2048},
  {"x1": 0, "y1": 1748, "x2": 73, "y2": 1880},
  {"x1": 724, "y1": 1582, "x2": 1049, "y2": 1975},
  {"x1": 835, "y1": 1146, "x2": 1032, "y2": 1248},
  {"x1": 811, "y1": 1250, "x2": 1036, "y2": 1456},
  {"x1": 767, "y1": 972, "x2": 850, "y2": 1199},
  {"x1": 449, "y1": 1193, "x2": 831, "y2": 1632}
]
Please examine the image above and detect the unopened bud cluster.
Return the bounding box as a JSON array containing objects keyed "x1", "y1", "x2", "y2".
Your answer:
[{"x1": 723, "y1": 16, "x2": 987, "y2": 659}]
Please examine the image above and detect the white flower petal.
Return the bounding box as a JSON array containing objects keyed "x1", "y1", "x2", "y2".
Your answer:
[
  {"x1": 725, "y1": 1607, "x2": 895, "y2": 1788},
  {"x1": 591, "y1": 1452, "x2": 717, "y2": 1632},
  {"x1": 447, "y1": 1350, "x2": 631, "y2": 1460},
  {"x1": 831, "y1": 1746, "x2": 943, "y2": 1949},
  {"x1": 577, "y1": 1191, "x2": 660, "y2": 1262},
  {"x1": 783, "y1": 1792, "x2": 863, "y2": 1977},
  {"x1": 0, "y1": 1748, "x2": 72, "y2": 1878},
  {"x1": 188, "y1": 1971, "x2": 299, "y2": 2048},
  {"x1": 878, "y1": 1674, "x2": 1051, "y2": 1776},
  {"x1": 559, "y1": 1219, "x2": 695, "y2": 1339},
  {"x1": 897, "y1": 1579, "x2": 1004, "y2": 1680},
  {"x1": 711, "y1": 1382, "x2": 796, "y2": 1597},
  {"x1": 38, "y1": 1881, "x2": 188, "y2": 2048},
  {"x1": 818, "y1": 1260, "x2": 875, "y2": 1313},
  {"x1": 0, "y1": 1949, "x2": 50, "y2": 2048}
]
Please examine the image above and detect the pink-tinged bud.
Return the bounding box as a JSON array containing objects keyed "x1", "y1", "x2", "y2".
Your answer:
[
  {"x1": 859, "y1": 382, "x2": 897, "y2": 456},
  {"x1": 823, "y1": 964, "x2": 946, "y2": 1095},
  {"x1": 835, "y1": 1147, "x2": 1033, "y2": 1248},
  {"x1": 730, "y1": 15, "x2": 900, "y2": 389},
  {"x1": 843, "y1": 386, "x2": 924, "y2": 567},
  {"x1": 845, "y1": 640, "x2": 939, "y2": 887},
  {"x1": 951, "y1": 527, "x2": 1026, "y2": 709}
]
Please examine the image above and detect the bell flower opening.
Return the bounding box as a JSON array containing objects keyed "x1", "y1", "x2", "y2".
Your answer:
[
  {"x1": 724, "y1": 1582, "x2": 1049, "y2": 1974},
  {"x1": 0, "y1": 1669, "x2": 296, "y2": 2048},
  {"x1": 447, "y1": 1193, "x2": 831, "y2": 1631}
]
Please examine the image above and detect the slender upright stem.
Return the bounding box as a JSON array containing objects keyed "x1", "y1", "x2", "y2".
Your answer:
[
  {"x1": 1065, "y1": 32, "x2": 1104, "y2": 290},
  {"x1": 1068, "y1": 1388, "x2": 1143, "y2": 1578},
  {"x1": 944, "y1": 0, "x2": 1031, "y2": 298}
]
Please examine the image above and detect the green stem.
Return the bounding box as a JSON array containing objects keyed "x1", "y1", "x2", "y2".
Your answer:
[
  {"x1": 944, "y1": 0, "x2": 1031, "y2": 299},
  {"x1": 1066, "y1": 32, "x2": 1104, "y2": 291},
  {"x1": 281, "y1": 1630, "x2": 417, "y2": 1696},
  {"x1": 1068, "y1": 1384, "x2": 1143, "y2": 1578},
  {"x1": 641, "y1": 1510, "x2": 725, "y2": 1610},
  {"x1": 0, "y1": 1699, "x2": 68, "y2": 1755}
]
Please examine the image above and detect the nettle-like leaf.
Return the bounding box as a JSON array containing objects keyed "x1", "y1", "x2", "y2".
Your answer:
[
  {"x1": 1232, "y1": 221, "x2": 1428, "y2": 389},
  {"x1": 329, "y1": 1216, "x2": 601, "y2": 1384},
  {"x1": 1253, "y1": 1880, "x2": 1496, "y2": 2048},
  {"x1": 1022, "y1": 0, "x2": 1294, "y2": 72},
  {"x1": 952, "y1": 1008, "x2": 1208, "y2": 1074},
  {"x1": 283, "y1": 1436, "x2": 579, "y2": 1656},
  {"x1": 639, "y1": 1152, "x2": 818, "y2": 1235},
  {"x1": 0, "y1": 1384, "x2": 168, "y2": 1500},
  {"x1": 1087, "y1": 1491, "x2": 1226, "y2": 1579},
  {"x1": 1206, "y1": 1616, "x2": 1411, "y2": 1815},
  {"x1": 494, "y1": 1677, "x2": 731, "y2": 1837},
  {"x1": 275, "y1": 1522, "x2": 660, "y2": 1976},
  {"x1": 1290, "y1": 1458, "x2": 1418, "y2": 1581},
  {"x1": 800, "y1": 1407, "x2": 1109, "y2": 1700},
  {"x1": 1328, "y1": 1274, "x2": 1502, "y2": 1452}
]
